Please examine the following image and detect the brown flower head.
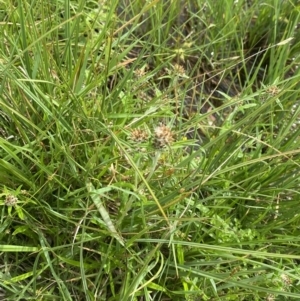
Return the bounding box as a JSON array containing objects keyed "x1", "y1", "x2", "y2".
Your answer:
[
  {"x1": 266, "y1": 85, "x2": 281, "y2": 96},
  {"x1": 173, "y1": 63, "x2": 186, "y2": 76},
  {"x1": 134, "y1": 68, "x2": 146, "y2": 78},
  {"x1": 129, "y1": 129, "x2": 149, "y2": 143},
  {"x1": 5, "y1": 194, "x2": 18, "y2": 207},
  {"x1": 266, "y1": 294, "x2": 275, "y2": 301},
  {"x1": 153, "y1": 124, "x2": 174, "y2": 148},
  {"x1": 281, "y1": 274, "x2": 291, "y2": 287}
]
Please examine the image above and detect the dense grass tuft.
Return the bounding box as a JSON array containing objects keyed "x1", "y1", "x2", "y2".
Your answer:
[{"x1": 0, "y1": 0, "x2": 300, "y2": 300}]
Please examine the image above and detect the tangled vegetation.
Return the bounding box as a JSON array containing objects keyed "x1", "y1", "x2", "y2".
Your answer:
[{"x1": 0, "y1": 0, "x2": 300, "y2": 300}]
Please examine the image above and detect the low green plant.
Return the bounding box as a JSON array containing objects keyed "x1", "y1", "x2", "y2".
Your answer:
[{"x1": 0, "y1": 0, "x2": 300, "y2": 300}]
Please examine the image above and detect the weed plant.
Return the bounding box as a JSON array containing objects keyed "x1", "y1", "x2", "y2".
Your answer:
[{"x1": 0, "y1": 0, "x2": 300, "y2": 300}]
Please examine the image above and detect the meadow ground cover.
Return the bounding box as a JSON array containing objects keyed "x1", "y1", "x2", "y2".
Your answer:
[{"x1": 0, "y1": 0, "x2": 300, "y2": 300}]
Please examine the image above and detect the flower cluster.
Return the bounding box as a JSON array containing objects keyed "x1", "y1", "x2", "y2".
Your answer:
[
  {"x1": 128, "y1": 124, "x2": 175, "y2": 149},
  {"x1": 280, "y1": 273, "x2": 291, "y2": 287},
  {"x1": 5, "y1": 194, "x2": 18, "y2": 207},
  {"x1": 129, "y1": 129, "x2": 149, "y2": 143},
  {"x1": 153, "y1": 124, "x2": 174, "y2": 148},
  {"x1": 266, "y1": 85, "x2": 281, "y2": 96},
  {"x1": 173, "y1": 63, "x2": 186, "y2": 76}
]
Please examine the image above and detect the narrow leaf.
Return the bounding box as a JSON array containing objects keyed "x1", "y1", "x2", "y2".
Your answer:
[{"x1": 86, "y1": 182, "x2": 124, "y2": 246}]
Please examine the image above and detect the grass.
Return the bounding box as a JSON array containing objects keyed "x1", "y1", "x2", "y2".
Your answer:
[{"x1": 0, "y1": 0, "x2": 300, "y2": 300}]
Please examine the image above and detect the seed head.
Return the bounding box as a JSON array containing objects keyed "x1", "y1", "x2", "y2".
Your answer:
[
  {"x1": 5, "y1": 194, "x2": 18, "y2": 207},
  {"x1": 129, "y1": 129, "x2": 149, "y2": 143},
  {"x1": 153, "y1": 124, "x2": 174, "y2": 148},
  {"x1": 266, "y1": 85, "x2": 281, "y2": 96},
  {"x1": 173, "y1": 63, "x2": 186, "y2": 76},
  {"x1": 281, "y1": 274, "x2": 291, "y2": 287},
  {"x1": 266, "y1": 294, "x2": 275, "y2": 301}
]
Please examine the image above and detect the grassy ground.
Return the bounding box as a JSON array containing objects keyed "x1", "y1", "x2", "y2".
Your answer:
[{"x1": 0, "y1": 0, "x2": 300, "y2": 300}]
